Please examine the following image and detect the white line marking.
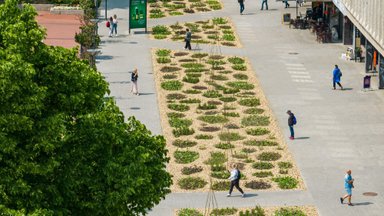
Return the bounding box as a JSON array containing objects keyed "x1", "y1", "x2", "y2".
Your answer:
[
  {"x1": 292, "y1": 79, "x2": 314, "y2": 83},
  {"x1": 292, "y1": 75, "x2": 311, "y2": 79},
  {"x1": 288, "y1": 71, "x2": 309, "y2": 74}
]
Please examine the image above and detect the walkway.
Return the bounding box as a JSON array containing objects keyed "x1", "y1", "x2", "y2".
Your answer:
[{"x1": 96, "y1": 0, "x2": 384, "y2": 215}]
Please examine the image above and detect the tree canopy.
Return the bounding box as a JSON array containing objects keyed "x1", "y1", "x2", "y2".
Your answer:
[{"x1": 0, "y1": 0, "x2": 172, "y2": 215}]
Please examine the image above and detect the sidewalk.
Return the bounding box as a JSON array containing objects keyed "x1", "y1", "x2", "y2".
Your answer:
[{"x1": 96, "y1": 0, "x2": 384, "y2": 215}]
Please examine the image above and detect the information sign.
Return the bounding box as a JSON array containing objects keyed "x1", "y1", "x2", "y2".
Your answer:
[{"x1": 129, "y1": 0, "x2": 147, "y2": 33}]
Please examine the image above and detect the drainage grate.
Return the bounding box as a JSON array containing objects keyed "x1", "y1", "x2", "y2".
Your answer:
[
  {"x1": 362, "y1": 192, "x2": 378, "y2": 196},
  {"x1": 288, "y1": 52, "x2": 299, "y2": 55}
]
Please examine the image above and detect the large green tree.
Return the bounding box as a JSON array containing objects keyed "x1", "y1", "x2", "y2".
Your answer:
[{"x1": 0, "y1": 0, "x2": 172, "y2": 215}]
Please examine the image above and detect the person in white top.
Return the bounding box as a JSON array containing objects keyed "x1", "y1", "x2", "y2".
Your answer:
[
  {"x1": 227, "y1": 164, "x2": 245, "y2": 197},
  {"x1": 112, "y1": 14, "x2": 118, "y2": 36}
]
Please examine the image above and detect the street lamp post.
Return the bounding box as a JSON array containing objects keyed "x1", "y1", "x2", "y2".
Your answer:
[{"x1": 105, "y1": 0, "x2": 107, "y2": 20}]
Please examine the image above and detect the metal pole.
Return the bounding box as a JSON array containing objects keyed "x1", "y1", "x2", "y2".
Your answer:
[
  {"x1": 296, "y1": 0, "x2": 298, "y2": 18},
  {"x1": 105, "y1": 0, "x2": 107, "y2": 20}
]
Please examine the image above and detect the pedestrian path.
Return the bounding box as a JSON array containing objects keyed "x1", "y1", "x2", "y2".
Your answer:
[{"x1": 97, "y1": 0, "x2": 384, "y2": 215}]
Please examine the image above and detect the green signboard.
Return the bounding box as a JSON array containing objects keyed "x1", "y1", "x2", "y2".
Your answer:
[{"x1": 129, "y1": 0, "x2": 147, "y2": 32}]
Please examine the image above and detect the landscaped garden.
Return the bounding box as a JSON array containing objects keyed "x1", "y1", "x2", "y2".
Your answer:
[
  {"x1": 176, "y1": 206, "x2": 318, "y2": 216},
  {"x1": 153, "y1": 48, "x2": 303, "y2": 192},
  {"x1": 151, "y1": 17, "x2": 241, "y2": 47},
  {"x1": 148, "y1": 0, "x2": 222, "y2": 18}
]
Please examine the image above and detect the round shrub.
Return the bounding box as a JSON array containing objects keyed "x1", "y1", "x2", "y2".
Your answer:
[
  {"x1": 161, "y1": 80, "x2": 183, "y2": 91},
  {"x1": 252, "y1": 162, "x2": 274, "y2": 170},
  {"x1": 228, "y1": 57, "x2": 245, "y2": 64},
  {"x1": 181, "y1": 165, "x2": 203, "y2": 175},
  {"x1": 152, "y1": 25, "x2": 171, "y2": 35},
  {"x1": 215, "y1": 142, "x2": 235, "y2": 149},
  {"x1": 195, "y1": 134, "x2": 214, "y2": 139},
  {"x1": 244, "y1": 140, "x2": 278, "y2": 147},
  {"x1": 183, "y1": 89, "x2": 202, "y2": 94},
  {"x1": 163, "y1": 74, "x2": 178, "y2": 79},
  {"x1": 199, "y1": 126, "x2": 221, "y2": 132},
  {"x1": 203, "y1": 90, "x2": 222, "y2": 98},
  {"x1": 219, "y1": 97, "x2": 237, "y2": 102},
  {"x1": 205, "y1": 152, "x2": 227, "y2": 165},
  {"x1": 160, "y1": 66, "x2": 181, "y2": 73},
  {"x1": 169, "y1": 117, "x2": 192, "y2": 128},
  {"x1": 210, "y1": 74, "x2": 228, "y2": 81},
  {"x1": 174, "y1": 150, "x2": 199, "y2": 164},
  {"x1": 174, "y1": 51, "x2": 189, "y2": 56},
  {"x1": 238, "y1": 98, "x2": 260, "y2": 107},
  {"x1": 212, "y1": 181, "x2": 230, "y2": 191},
  {"x1": 211, "y1": 171, "x2": 230, "y2": 179},
  {"x1": 168, "y1": 103, "x2": 190, "y2": 112},
  {"x1": 210, "y1": 208, "x2": 237, "y2": 216},
  {"x1": 178, "y1": 208, "x2": 202, "y2": 216},
  {"x1": 198, "y1": 115, "x2": 228, "y2": 124},
  {"x1": 246, "y1": 128, "x2": 270, "y2": 136},
  {"x1": 244, "y1": 108, "x2": 264, "y2": 114},
  {"x1": 232, "y1": 64, "x2": 247, "y2": 71},
  {"x1": 178, "y1": 177, "x2": 207, "y2": 190},
  {"x1": 192, "y1": 85, "x2": 208, "y2": 90},
  {"x1": 224, "y1": 123, "x2": 240, "y2": 129},
  {"x1": 223, "y1": 112, "x2": 240, "y2": 117},
  {"x1": 226, "y1": 81, "x2": 254, "y2": 90},
  {"x1": 209, "y1": 55, "x2": 224, "y2": 60},
  {"x1": 180, "y1": 98, "x2": 201, "y2": 104},
  {"x1": 272, "y1": 177, "x2": 298, "y2": 189},
  {"x1": 253, "y1": 171, "x2": 273, "y2": 178},
  {"x1": 257, "y1": 152, "x2": 282, "y2": 161},
  {"x1": 241, "y1": 148, "x2": 257, "y2": 153},
  {"x1": 172, "y1": 127, "x2": 195, "y2": 137},
  {"x1": 278, "y1": 162, "x2": 293, "y2": 169},
  {"x1": 191, "y1": 53, "x2": 208, "y2": 58},
  {"x1": 167, "y1": 112, "x2": 185, "y2": 118},
  {"x1": 233, "y1": 73, "x2": 248, "y2": 80},
  {"x1": 167, "y1": 93, "x2": 187, "y2": 100},
  {"x1": 241, "y1": 115, "x2": 270, "y2": 127},
  {"x1": 181, "y1": 63, "x2": 205, "y2": 69},
  {"x1": 274, "y1": 207, "x2": 305, "y2": 216},
  {"x1": 172, "y1": 139, "x2": 197, "y2": 148},
  {"x1": 183, "y1": 76, "x2": 200, "y2": 84},
  {"x1": 218, "y1": 132, "x2": 245, "y2": 142},
  {"x1": 223, "y1": 88, "x2": 240, "y2": 94},
  {"x1": 245, "y1": 180, "x2": 271, "y2": 189},
  {"x1": 198, "y1": 103, "x2": 217, "y2": 110},
  {"x1": 156, "y1": 49, "x2": 171, "y2": 57}
]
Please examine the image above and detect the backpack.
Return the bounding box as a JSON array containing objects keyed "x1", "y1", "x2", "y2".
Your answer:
[
  {"x1": 106, "y1": 21, "x2": 110, "y2": 28},
  {"x1": 236, "y1": 169, "x2": 241, "y2": 180},
  {"x1": 292, "y1": 116, "x2": 297, "y2": 125}
]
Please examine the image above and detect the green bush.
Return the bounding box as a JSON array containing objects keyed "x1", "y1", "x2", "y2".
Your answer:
[
  {"x1": 180, "y1": 98, "x2": 201, "y2": 104},
  {"x1": 161, "y1": 66, "x2": 181, "y2": 73},
  {"x1": 219, "y1": 97, "x2": 237, "y2": 102},
  {"x1": 205, "y1": 152, "x2": 227, "y2": 165},
  {"x1": 157, "y1": 57, "x2": 171, "y2": 64},
  {"x1": 274, "y1": 207, "x2": 305, "y2": 216},
  {"x1": 152, "y1": 25, "x2": 171, "y2": 35},
  {"x1": 169, "y1": 11, "x2": 184, "y2": 16},
  {"x1": 232, "y1": 64, "x2": 247, "y2": 71},
  {"x1": 198, "y1": 115, "x2": 228, "y2": 124},
  {"x1": 154, "y1": 34, "x2": 167, "y2": 39},
  {"x1": 244, "y1": 140, "x2": 278, "y2": 147},
  {"x1": 169, "y1": 117, "x2": 193, "y2": 128},
  {"x1": 278, "y1": 162, "x2": 293, "y2": 169},
  {"x1": 233, "y1": 73, "x2": 248, "y2": 80},
  {"x1": 168, "y1": 103, "x2": 190, "y2": 112},
  {"x1": 172, "y1": 139, "x2": 197, "y2": 148},
  {"x1": 252, "y1": 162, "x2": 274, "y2": 170},
  {"x1": 279, "y1": 169, "x2": 289, "y2": 174},
  {"x1": 212, "y1": 17, "x2": 228, "y2": 25},
  {"x1": 228, "y1": 57, "x2": 245, "y2": 64},
  {"x1": 183, "y1": 76, "x2": 200, "y2": 84},
  {"x1": 222, "y1": 34, "x2": 236, "y2": 41},
  {"x1": 239, "y1": 206, "x2": 265, "y2": 216},
  {"x1": 210, "y1": 208, "x2": 237, "y2": 215},
  {"x1": 244, "y1": 108, "x2": 264, "y2": 114},
  {"x1": 215, "y1": 142, "x2": 235, "y2": 149},
  {"x1": 212, "y1": 181, "x2": 230, "y2": 191},
  {"x1": 211, "y1": 164, "x2": 226, "y2": 172},
  {"x1": 210, "y1": 74, "x2": 228, "y2": 81},
  {"x1": 183, "y1": 89, "x2": 202, "y2": 94},
  {"x1": 242, "y1": 148, "x2": 257, "y2": 153},
  {"x1": 232, "y1": 152, "x2": 248, "y2": 159},
  {"x1": 239, "y1": 98, "x2": 260, "y2": 107},
  {"x1": 173, "y1": 127, "x2": 195, "y2": 137},
  {"x1": 178, "y1": 177, "x2": 207, "y2": 190},
  {"x1": 203, "y1": 90, "x2": 222, "y2": 98},
  {"x1": 195, "y1": 134, "x2": 214, "y2": 139},
  {"x1": 167, "y1": 93, "x2": 186, "y2": 100},
  {"x1": 272, "y1": 177, "x2": 298, "y2": 189},
  {"x1": 181, "y1": 63, "x2": 205, "y2": 69},
  {"x1": 226, "y1": 81, "x2": 254, "y2": 90},
  {"x1": 253, "y1": 171, "x2": 273, "y2": 178},
  {"x1": 181, "y1": 165, "x2": 203, "y2": 175},
  {"x1": 200, "y1": 126, "x2": 221, "y2": 132},
  {"x1": 257, "y1": 152, "x2": 282, "y2": 161},
  {"x1": 218, "y1": 132, "x2": 245, "y2": 141},
  {"x1": 161, "y1": 80, "x2": 183, "y2": 91},
  {"x1": 185, "y1": 73, "x2": 202, "y2": 78},
  {"x1": 198, "y1": 103, "x2": 217, "y2": 110},
  {"x1": 163, "y1": 74, "x2": 177, "y2": 79},
  {"x1": 241, "y1": 115, "x2": 270, "y2": 127},
  {"x1": 246, "y1": 128, "x2": 270, "y2": 136},
  {"x1": 191, "y1": 53, "x2": 208, "y2": 58},
  {"x1": 178, "y1": 208, "x2": 203, "y2": 216},
  {"x1": 211, "y1": 171, "x2": 230, "y2": 179},
  {"x1": 245, "y1": 180, "x2": 271, "y2": 189},
  {"x1": 223, "y1": 88, "x2": 240, "y2": 94},
  {"x1": 156, "y1": 49, "x2": 171, "y2": 57},
  {"x1": 174, "y1": 150, "x2": 199, "y2": 164},
  {"x1": 167, "y1": 112, "x2": 186, "y2": 118},
  {"x1": 222, "y1": 112, "x2": 239, "y2": 117}
]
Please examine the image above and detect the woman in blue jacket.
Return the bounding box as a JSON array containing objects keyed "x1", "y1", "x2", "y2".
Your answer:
[{"x1": 333, "y1": 65, "x2": 344, "y2": 90}]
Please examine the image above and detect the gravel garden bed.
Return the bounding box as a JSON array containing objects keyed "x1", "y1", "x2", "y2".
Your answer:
[
  {"x1": 152, "y1": 49, "x2": 304, "y2": 192},
  {"x1": 150, "y1": 17, "x2": 241, "y2": 47},
  {"x1": 175, "y1": 206, "x2": 318, "y2": 216},
  {"x1": 148, "y1": 0, "x2": 222, "y2": 19}
]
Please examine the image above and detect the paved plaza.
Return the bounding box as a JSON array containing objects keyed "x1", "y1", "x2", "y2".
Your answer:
[{"x1": 96, "y1": 0, "x2": 384, "y2": 215}]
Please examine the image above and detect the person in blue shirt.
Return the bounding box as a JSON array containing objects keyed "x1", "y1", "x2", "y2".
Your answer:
[
  {"x1": 340, "y1": 170, "x2": 354, "y2": 206},
  {"x1": 332, "y1": 65, "x2": 344, "y2": 90}
]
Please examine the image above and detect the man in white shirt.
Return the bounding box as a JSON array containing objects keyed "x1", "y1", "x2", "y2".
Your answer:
[{"x1": 227, "y1": 164, "x2": 245, "y2": 197}]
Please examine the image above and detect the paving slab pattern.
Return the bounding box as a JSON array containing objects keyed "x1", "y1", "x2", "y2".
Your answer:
[{"x1": 96, "y1": 0, "x2": 384, "y2": 215}]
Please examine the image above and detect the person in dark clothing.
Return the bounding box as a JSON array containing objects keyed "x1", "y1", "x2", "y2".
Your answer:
[
  {"x1": 227, "y1": 164, "x2": 245, "y2": 198},
  {"x1": 287, "y1": 110, "x2": 296, "y2": 140},
  {"x1": 184, "y1": 28, "x2": 192, "y2": 50},
  {"x1": 332, "y1": 65, "x2": 344, "y2": 90},
  {"x1": 283, "y1": 0, "x2": 289, "y2": 8},
  {"x1": 238, "y1": 0, "x2": 245, "y2": 15},
  {"x1": 261, "y1": 0, "x2": 268, "y2": 10}
]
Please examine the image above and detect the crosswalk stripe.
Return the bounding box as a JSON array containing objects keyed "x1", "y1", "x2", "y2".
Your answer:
[{"x1": 292, "y1": 75, "x2": 311, "y2": 79}]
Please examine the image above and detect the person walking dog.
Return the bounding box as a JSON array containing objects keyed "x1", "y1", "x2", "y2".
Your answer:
[
  {"x1": 261, "y1": 0, "x2": 268, "y2": 10},
  {"x1": 227, "y1": 164, "x2": 245, "y2": 198},
  {"x1": 238, "y1": 0, "x2": 245, "y2": 15},
  {"x1": 131, "y1": 68, "x2": 139, "y2": 95},
  {"x1": 287, "y1": 110, "x2": 296, "y2": 140},
  {"x1": 184, "y1": 28, "x2": 192, "y2": 50},
  {"x1": 332, "y1": 65, "x2": 344, "y2": 90},
  {"x1": 340, "y1": 170, "x2": 354, "y2": 206}
]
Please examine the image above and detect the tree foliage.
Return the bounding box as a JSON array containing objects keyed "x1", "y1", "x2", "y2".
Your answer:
[{"x1": 0, "y1": 0, "x2": 172, "y2": 215}]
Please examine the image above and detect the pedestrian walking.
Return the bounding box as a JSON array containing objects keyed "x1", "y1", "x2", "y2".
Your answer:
[
  {"x1": 332, "y1": 65, "x2": 344, "y2": 90},
  {"x1": 287, "y1": 110, "x2": 296, "y2": 140},
  {"x1": 227, "y1": 164, "x2": 245, "y2": 198},
  {"x1": 184, "y1": 28, "x2": 192, "y2": 50},
  {"x1": 261, "y1": 0, "x2": 268, "y2": 10},
  {"x1": 340, "y1": 170, "x2": 354, "y2": 206},
  {"x1": 283, "y1": 0, "x2": 289, "y2": 8},
  {"x1": 131, "y1": 68, "x2": 139, "y2": 95},
  {"x1": 108, "y1": 16, "x2": 113, "y2": 37},
  {"x1": 112, "y1": 14, "x2": 118, "y2": 36},
  {"x1": 238, "y1": 0, "x2": 245, "y2": 15}
]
